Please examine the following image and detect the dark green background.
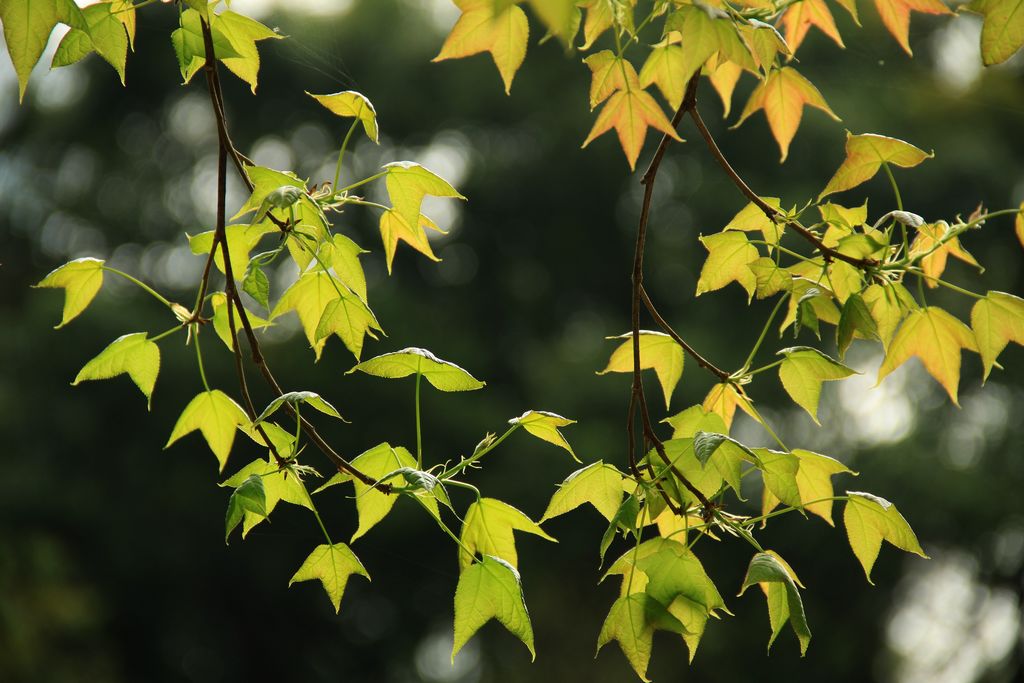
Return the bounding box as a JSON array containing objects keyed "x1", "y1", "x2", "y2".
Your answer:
[{"x1": 1, "y1": 1, "x2": 1022, "y2": 682}]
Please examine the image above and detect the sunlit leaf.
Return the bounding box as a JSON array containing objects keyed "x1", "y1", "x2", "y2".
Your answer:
[
  {"x1": 540, "y1": 461, "x2": 624, "y2": 522},
  {"x1": 224, "y1": 474, "x2": 266, "y2": 543},
  {"x1": 383, "y1": 161, "x2": 465, "y2": 239},
  {"x1": 307, "y1": 90, "x2": 379, "y2": 143},
  {"x1": 695, "y1": 231, "x2": 760, "y2": 299},
  {"x1": 526, "y1": 0, "x2": 579, "y2": 44},
  {"x1": 210, "y1": 292, "x2": 272, "y2": 351},
  {"x1": 723, "y1": 197, "x2": 784, "y2": 245},
  {"x1": 873, "y1": 0, "x2": 950, "y2": 55},
  {"x1": 586, "y1": 49, "x2": 640, "y2": 109},
  {"x1": 861, "y1": 282, "x2": 917, "y2": 348},
  {"x1": 346, "y1": 443, "x2": 440, "y2": 541},
  {"x1": 255, "y1": 391, "x2": 343, "y2": 424},
  {"x1": 781, "y1": 0, "x2": 845, "y2": 53},
  {"x1": 453, "y1": 555, "x2": 535, "y2": 661},
  {"x1": 271, "y1": 271, "x2": 351, "y2": 360},
  {"x1": 314, "y1": 290, "x2": 382, "y2": 361},
  {"x1": 777, "y1": 346, "x2": 857, "y2": 423},
  {"x1": 208, "y1": 10, "x2": 282, "y2": 92},
  {"x1": 638, "y1": 43, "x2": 687, "y2": 109},
  {"x1": 289, "y1": 543, "x2": 369, "y2": 612},
  {"x1": 596, "y1": 593, "x2": 686, "y2": 682},
  {"x1": 72, "y1": 332, "x2": 160, "y2": 408},
  {"x1": 221, "y1": 457, "x2": 312, "y2": 537},
  {"x1": 909, "y1": 222, "x2": 980, "y2": 288},
  {"x1": 582, "y1": 86, "x2": 681, "y2": 171},
  {"x1": 877, "y1": 306, "x2": 977, "y2": 405},
  {"x1": 739, "y1": 551, "x2": 811, "y2": 654},
  {"x1": 663, "y1": 405, "x2": 727, "y2": 439},
  {"x1": 967, "y1": 0, "x2": 1024, "y2": 64},
  {"x1": 598, "y1": 331, "x2": 684, "y2": 409},
  {"x1": 0, "y1": 0, "x2": 86, "y2": 100},
  {"x1": 34, "y1": 257, "x2": 105, "y2": 328},
  {"x1": 752, "y1": 448, "x2": 802, "y2": 509},
  {"x1": 707, "y1": 56, "x2": 744, "y2": 118},
  {"x1": 702, "y1": 382, "x2": 756, "y2": 430},
  {"x1": 971, "y1": 291, "x2": 1024, "y2": 381},
  {"x1": 378, "y1": 208, "x2": 444, "y2": 273},
  {"x1": 578, "y1": 0, "x2": 635, "y2": 50},
  {"x1": 664, "y1": 3, "x2": 754, "y2": 86},
  {"x1": 762, "y1": 449, "x2": 855, "y2": 524},
  {"x1": 52, "y1": 2, "x2": 129, "y2": 83},
  {"x1": 349, "y1": 347, "x2": 485, "y2": 391},
  {"x1": 843, "y1": 491, "x2": 927, "y2": 583},
  {"x1": 188, "y1": 223, "x2": 275, "y2": 280},
  {"x1": 165, "y1": 390, "x2": 250, "y2": 471},
  {"x1": 509, "y1": 410, "x2": 578, "y2": 460},
  {"x1": 459, "y1": 497, "x2": 555, "y2": 569},
  {"x1": 820, "y1": 132, "x2": 932, "y2": 199}
]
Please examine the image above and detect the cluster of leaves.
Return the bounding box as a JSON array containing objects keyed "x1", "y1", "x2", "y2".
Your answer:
[{"x1": 5, "y1": 0, "x2": 1024, "y2": 681}]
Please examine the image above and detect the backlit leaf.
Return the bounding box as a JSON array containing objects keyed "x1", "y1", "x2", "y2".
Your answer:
[
  {"x1": 723, "y1": 197, "x2": 784, "y2": 245},
  {"x1": 314, "y1": 290, "x2": 382, "y2": 361},
  {"x1": 347, "y1": 444, "x2": 439, "y2": 541},
  {"x1": 0, "y1": 0, "x2": 86, "y2": 100},
  {"x1": 664, "y1": 4, "x2": 754, "y2": 86},
  {"x1": 837, "y1": 293, "x2": 879, "y2": 358},
  {"x1": 526, "y1": 0, "x2": 579, "y2": 44},
  {"x1": 52, "y1": 2, "x2": 129, "y2": 83},
  {"x1": 72, "y1": 332, "x2": 160, "y2": 408},
  {"x1": 638, "y1": 43, "x2": 687, "y2": 109},
  {"x1": 761, "y1": 449, "x2": 855, "y2": 524},
  {"x1": 739, "y1": 551, "x2": 811, "y2": 654},
  {"x1": 843, "y1": 491, "x2": 927, "y2": 583},
  {"x1": 540, "y1": 460, "x2": 624, "y2": 522},
  {"x1": 271, "y1": 270, "x2": 353, "y2": 360},
  {"x1": 596, "y1": 593, "x2": 687, "y2": 682},
  {"x1": 210, "y1": 292, "x2": 272, "y2": 351},
  {"x1": 579, "y1": 0, "x2": 635, "y2": 50},
  {"x1": 820, "y1": 132, "x2": 932, "y2": 199},
  {"x1": 586, "y1": 49, "x2": 640, "y2": 109},
  {"x1": 909, "y1": 222, "x2": 980, "y2": 288},
  {"x1": 349, "y1": 347, "x2": 485, "y2": 391},
  {"x1": 781, "y1": 0, "x2": 845, "y2": 53},
  {"x1": 165, "y1": 390, "x2": 250, "y2": 471},
  {"x1": 255, "y1": 391, "x2": 343, "y2": 424},
  {"x1": 433, "y1": 0, "x2": 529, "y2": 94},
  {"x1": 598, "y1": 331, "x2": 684, "y2": 410},
  {"x1": 307, "y1": 90, "x2": 379, "y2": 143},
  {"x1": 734, "y1": 67, "x2": 840, "y2": 162},
  {"x1": 581, "y1": 86, "x2": 681, "y2": 171},
  {"x1": 862, "y1": 282, "x2": 917, "y2": 348},
  {"x1": 702, "y1": 382, "x2": 757, "y2": 430},
  {"x1": 695, "y1": 231, "x2": 760, "y2": 299},
  {"x1": 663, "y1": 405, "x2": 728, "y2": 439},
  {"x1": 383, "y1": 161, "x2": 465, "y2": 237},
  {"x1": 188, "y1": 223, "x2": 275, "y2": 280},
  {"x1": 34, "y1": 257, "x2": 105, "y2": 328},
  {"x1": 777, "y1": 346, "x2": 857, "y2": 423},
  {"x1": 378, "y1": 208, "x2": 444, "y2": 273},
  {"x1": 971, "y1": 291, "x2": 1024, "y2": 381},
  {"x1": 171, "y1": 8, "x2": 244, "y2": 85},
  {"x1": 224, "y1": 474, "x2": 266, "y2": 543},
  {"x1": 873, "y1": 0, "x2": 950, "y2": 55},
  {"x1": 208, "y1": 10, "x2": 282, "y2": 93},
  {"x1": 509, "y1": 410, "x2": 578, "y2": 460},
  {"x1": 289, "y1": 543, "x2": 369, "y2": 613},
  {"x1": 453, "y1": 555, "x2": 535, "y2": 661},
  {"x1": 221, "y1": 457, "x2": 313, "y2": 537},
  {"x1": 968, "y1": 0, "x2": 1024, "y2": 64},
  {"x1": 459, "y1": 497, "x2": 555, "y2": 569},
  {"x1": 752, "y1": 448, "x2": 802, "y2": 509},
  {"x1": 877, "y1": 306, "x2": 977, "y2": 405}
]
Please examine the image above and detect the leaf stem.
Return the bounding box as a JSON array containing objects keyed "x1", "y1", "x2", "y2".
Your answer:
[
  {"x1": 744, "y1": 359, "x2": 784, "y2": 378},
  {"x1": 741, "y1": 496, "x2": 849, "y2": 527},
  {"x1": 101, "y1": 266, "x2": 173, "y2": 307},
  {"x1": 739, "y1": 292, "x2": 789, "y2": 373},
  {"x1": 332, "y1": 118, "x2": 361, "y2": 192},
  {"x1": 334, "y1": 171, "x2": 387, "y2": 197},
  {"x1": 882, "y1": 163, "x2": 903, "y2": 212},
  {"x1": 193, "y1": 325, "x2": 210, "y2": 392},
  {"x1": 438, "y1": 425, "x2": 519, "y2": 479},
  {"x1": 150, "y1": 324, "x2": 184, "y2": 343},
  {"x1": 415, "y1": 363, "x2": 424, "y2": 469}
]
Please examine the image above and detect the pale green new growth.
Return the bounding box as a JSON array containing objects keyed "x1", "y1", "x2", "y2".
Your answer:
[
  {"x1": 453, "y1": 556, "x2": 535, "y2": 661},
  {"x1": 540, "y1": 461, "x2": 624, "y2": 522},
  {"x1": 509, "y1": 410, "x2": 578, "y2": 460},
  {"x1": 165, "y1": 390, "x2": 250, "y2": 471},
  {"x1": 224, "y1": 474, "x2": 266, "y2": 543},
  {"x1": 459, "y1": 497, "x2": 555, "y2": 569},
  {"x1": 289, "y1": 543, "x2": 370, "y2": 613},
  {"x1": 349, "y1": 347, "x2": 485, "y2": 391},
  {"x1": 599, "y1": 331, "x2": 684, "y2": 409},
  {"x1": 383, "y1": 161, "x2": 466, "y2": 239},
  {"x1": 596, "y1": 593, "x2": 687, "y2": 682},
  {"x1": 739, "y1": 551, "x2": 811, "y2": 655},
  {"x1": 73, "y1": 332, "x2": 160, "y2": 408},
  {"x1": 255, "y1": 391, "x2": 344, "y2": 425},
  {"x1": 347, "y1": 444, "x2": 441, "y2": 541},
  {"x1": 222, "y1": 457, "x2": 313, "y2": 537},
  {"x1": 308, "y1": 90, "x2": 379, "y2": 143}
]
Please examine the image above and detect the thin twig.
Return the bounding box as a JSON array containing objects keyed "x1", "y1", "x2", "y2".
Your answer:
[{"x1": 639, "y1": 284, "x2": 731, "y2": 382}]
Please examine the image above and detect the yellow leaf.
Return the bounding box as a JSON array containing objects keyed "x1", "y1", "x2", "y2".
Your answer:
[
  {"x1": 706, "y1": 57, "x2": 744, "y2": 118},
  {"x1": 509, "y1": 410, "x2": 578, "y2": 460},
  {"x1": 639, "y1": 43, "x2": 687, "y2": 109},
  {"x1": 582, "y1": 86, "x2": 681, "y2": 170},
  {"x1": 909, "y1": 222, "x2": 980, "y2": 288},
  {"x1": 433, "y1": 0, "x2": 529, "y2": 94},
  {"x1": 967, "y1": 0, "x2": 1024, "y2": 65},
  {"x1": 877, "y1": 307, "x2": 977, "y2": 405},
  {"x1": 378, "y1": 209, "x2": 444, "y2": 273},
  {"x1": 585, "y1": 50, "x2": 640, "y2": 109},
  {"x1": 844, "y1": 491, "x2": 927, "y2": 583},
  {"x1": 34, "y1": 257, "x2": 105, "y2": 328},
  {"x1": 781, "y1": 0, "x2": 845, "y2": 53},
  {"x1": 696, "y1": 231, "x2": 760, "y2": 299},
  {"x1": 971, "y1": 291, "x2": 1024, "y2": 381},
  {"x1": 271, "y1": 271, "x2": 370, "y2": 360},
  {"x1": 306, "y1": 90, "x2": 379, "y2": 143},
  {"x1": 289, "y1": 543, "x2": 369, "y2": 613},
  {"x1": 734, "y1": 67, "x2": 840, "y2": 163},
  {"x1": 861, "y1": 282, "x2": 917, "y2": 348},
  {"x1": 873, "y1": 0, "x2": 951, "y2": 55},
  {"x1": 777, "y1": 346, "x2": 857, "y2": 423},
  {"x1": 702, "y1": 382, "x2": 757, "y2": 430},
  {"x1": 579, "y1": 0, "x2": 636, "y2": 50},
  {"x1": 820, "y1": 132, "x2": 932, "y2": 199},
  {"x1": 664, "y1": 4, "x2": 755, "y2": 85},
  {"x1": 383, "y1": 161, "x2": 465, "y2": 238},
  {"x1": 723, "y1": 197, "x2": 784, "y2": 245},
  {"x1": 1016, "y1": 202, "x2": 1024, "y2": 247},
  {"x1": 598, "y1": 331, "x2": 684, "y2": 409},
  {"x1": 165, "y1": 390, "x2": 250, "y2": 471},
  {"x1": 459, "y1": 498, "x2": 555, "y2": 569}
]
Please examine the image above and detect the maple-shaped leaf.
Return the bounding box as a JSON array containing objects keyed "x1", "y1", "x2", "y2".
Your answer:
[
  {"x1": 221, "y1": 457, "x2": 313, "y2": 537},
  {"x1": 378, "y1": 208, "x2": 445, "y2": 273},
  {"x1": 582, "y1": 85, "x2": 681, "y2": 170},
  {"x1": 271, "y1": 271, "x2": 355, "y2": 360},
  {"x1": 255, "y1": 391, "x2": 343, "y2": 424},
  {"x1": 585, "y1": 50, "x2": 640, "y2": 108},
  {"x1": 909, "y1": 222, "x2": 980, "y2": 287},
  {"x1": 192, "y1": 9, "x2": 281, "y2": 92},
  {"x1": 307, "y1": 90, "x2": 379, "y2": 143},
  {"x1": 597, "y1": 593, "x2": 687, "y2": 682},
  {"x1": 734, "y1": 67, "x2": 840, "y2": 162},
  {"x1": 638, "y1": 43, "x2": 688, "y2": 109},
  {"x1": 459, "y1": 497, "x2": 555, "y2": 569},
  {"x1": 318, "y1": 234, "x2": 369, "y2": 302},
  {"x1": 862, "y1": 281, "x2": 917, "y2": 348},
  {"x1": 878, "y1": 306, "x2": 977, "y2": 405},
  {"x1": 777, "y1": 346, "x2": 857, "y2": 423},
  {"x1": 345, "y1": 443, "x2": 442, "y2": 541},
  {"x1": 579, "y1": 0, "x2": 636, "y2": 49},
  {"x1": 741, "y1": 19, "x2": 792, "y2": 73},
  {"x1": 540, "y1": 461, "x2": 624, "y2": 522},
  {"x1": 72, "y1": 333, "x2": 160, "y2": 408},
  {"x1": 739, "y1": 551, "x2": 811, "y2": 654},
  {"x1": 0, "y1": 0, "x2": 86, "y2": 100},
  {"x1": 837, "y1": 293, "x2": 880, "y2": 358},
  {"x1": 509, "y1": 410, "x2": 578, "y2": 460},
  {"x1": 289, "y1": 543, "x2": 369, "y2": 613},
  {"x1": 433, "y1": 0, "x2": 529, "y2": 94},
  {"x1": 820, "y1": 132, "x2": 932, "y2": 199},
  {"x1": 648, "y1": 439, "x2": 726, "y2": 504},
  {"x1": 348, "y1": 347, "x2": 485, "y2": 391},
  {"x1": 702, "y1": 382, "x2": 756, "y2": 430},
  {"x1": 224, "y1": 474, "x2": 267, "y2": 543},
  {"x1": 695, "y1": 231, "x2": 760, "y2": 299},
  {"x1": 724, "y1": 197, "x2": 785, "y2": 245},
  {"x1": 383, "y1": 161, "x2": 465, "y2": 236},
  {"x1": 171, "y1": 8, "x2": 244, "y2": 85},
  {"x1": 971, "y1": 291, "x2": 1024, "y2": 381},
  {"x1": 453, "y1": 556, "x2": 535, "y2": 661},
  {"x1": 761, "y1": 449, "x2": 855, "y2": 524},
  {"x1": 52, "y1": 1, "x2": 129, "y2": 83},
  {"x1": 843, "y1": 491, "x2": 927, "y2": 583},
  {"x1": 693, "y1": 431, "x2": 759, "y2": 495},
  {"x1": 165, "y1": 390, "x2": 250, "y2": 471},
  {"x1": 819, "y1": 200, "x2": 869, "y2": 230},
  {"x1": 598, "y1": 331, "x2": 684, "y2": 409},
  {"x1": 664, "y1": 4, "x2": 754, "y2": 86},
  {"x1": 314, "y1": 291, "x2": 382, "y2": 361},
  {"x1": 750, "y1": 258, "x2": 793, "y2": 299},
  {"x1": 705, "y1": 56, "x2": 746, "y2": 119},
  {"x1": 526, "y1": 0, "x2": 579, "y2": 44},
  {"x1": 34, "y1": 257, "x2": 105, "y2": 328},
  {"x1": 187, "y1": 223, "x2": 275, "y2": 279},
  {"x1": 967, "y1": 0, "x2": 1024, "y2": 64},
  {"x1": 209, "y1": 292, "x2": 272, "y2": 351},
  {"x1": 781, "y1": 0, "x2": 845, "y2": 53},
  {"x1": 873, "y1": 0, "x2": 950, "y2": 55},
  {"x1": 664, "y1": 405, "x2": 728, "y2": 439},
  {"x1": 753, "y1": 448, "x2": 802, "y2": 509}
]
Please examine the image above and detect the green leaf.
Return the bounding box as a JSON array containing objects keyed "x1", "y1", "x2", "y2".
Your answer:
[
  {"x1": 313, "y1": 290, "x2": 382, "y2": 361},
  {"x1": 165, "y1": 390, "x2": 250, "y2": 471},
  {"x1": 651, "y1": 439, "x2": 725, "y2": 506},
  {"x1": 347, "y1": 444, "x2": 440, "y2": 541},
  {"x1": 210, "y1": 292, "x2": 272, "y2": 351},
  {"x1": 271, "y1": 270, "x2": 372, "y2": 360},
  {"x1": 433, "y1": 0, "x2": 530, "y2": 94},
  {"x1": 289, "y1": 543, "x2": 369, "y2": 613},
  {"x1": 969, "y1": 0, "x2": 1024, "y2": 64},
  {"x1": 844, "y1": 491, "x2": 927, "y2": 583},
  {"x1": 540, "y1": 460, "x2": 624, "y2": 522},
  {"x1": 348, "y1": 347, "x2": 485, "y2": 391},
  {"x1": 526, "y1": 0, "x2": 578, "y2": 44},
  {"x1": 749, "y1": 258, "x2": 793, "y2": 299},
  {"x1": 695, "y1": 231, "x2": 760, "y2": 300},
  {"x1": 600, "y1": 494, "x2": 640, "y2": 563},
  {"x1": 508, "y1": 410, "x2": 577, "y2": 460},
  {"x1": 377, "y1": 208, "x2": 445, "y2": 273},
  {"x1": 220, "y1": 457, "x2": 312, "y2": 537},
  {"x1": 0, "y1": 0, "x2": 86, "y2": 100},
  {"x1": 820, "y1": 132, "x2": 932, "y2": 199},
  {"x1": 664, "y1": 4, "x2": 753, "y2": 87},
  {"x1": 739, "y1": 551, "x2": 811, "y2": 654},
  {"x1": 188, "y1": 223, "x2": 274, "y2": 280},
  {"x1": 237, "y1": 422, "x2": 297, "y2": 459},
  {"x1": 171, "y1": 8, "x2": 243, "y2": 85},
  {"x1": 255, "y1": 391, "x2": 343, "y2": 424},
  {"x1": 318, "y1": 233, "x2": 369, "y2": 303},
  {"x1": 837, "y1": 293, "x2": 879, "y2": 359},
  {"x1": 224, "y1": 474, "x2": 266, "y2": 543},
  {"x1": 692, "y1": 431, "x2": 758, "y2": 496},
  {"x1": 971, "y1": 291, "x2": 1024, "y2": 381},
  {"x1": 453, "y1": 555, "x2": 535, "y2": 661},
  {"x1": 213, "y1": 10, "x2": 282, "y2": 93},
  {"x1": 598, "y1": 331, "x2": 684, "y2": 410},
  {"x1": 752, "y1": 448, "x2": 802, "y2": 509},
  {"x1": 777, "y1": 346, "x2": 857, "y2": 423},
  {"x1": 596, "y1": 593, "x2": 687, "y2": 682},
  {"x1": 383, "y1": 161, "x2": 465, "y2": 238},
  {"x1": 242, "y1": 262, "x2": 271, "y2": 309},
  {"x1": 663, "y1": 405, "x2": 728, "y2": 439},
  {"x1": 724, "y1": 198, "x2": 785, "y2": 245},
  {"x1": 862, "y1": 282, "x2": 917, "y2": 349},
  {"x1": 307, "y1": 90, "x2": 379, "y2": 143},
  {"x1": 634, "y1": 538, "x2": 727, "y2": 614},
  {"x1": 459, "y1": 497, "x2": 555, "y2": 569},
  {"x1": 72, "y1": 332, "x2": 160, "y2": 408},
  {"x1": 52, "y1": 2, "x2": 129, "y2": 83},
  {"x1": 34, "y1": 257, "x2": 105, "y2": 328}
]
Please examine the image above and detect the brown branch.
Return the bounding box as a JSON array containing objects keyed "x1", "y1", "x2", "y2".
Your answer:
[
  {"x1": 639, "y1": 284, "x2": 731, "y2": 383},
  {"x1": 198, "y1": 18, "x2": 389, "y2": 494},
  {"x1": 688, "y1": 105, "x2": 879, "y2": 271}
]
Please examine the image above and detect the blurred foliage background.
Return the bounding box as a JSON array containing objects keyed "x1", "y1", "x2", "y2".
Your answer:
[{"x1": 1, "y1": 1, "x2": 1023, "y2": 681}]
